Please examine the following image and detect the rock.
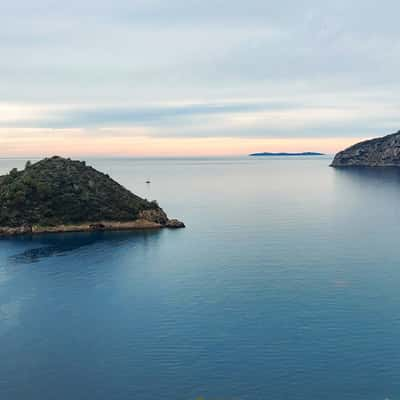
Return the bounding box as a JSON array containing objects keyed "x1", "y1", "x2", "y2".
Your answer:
[
  {"x1": 89, "y1": 223, "x2": 106, "y2": 230},
  {"x1": 138, "y1": 209, "x2": 169, "y2": 225},
  {"x1": 0, "y1": 225, "x2": 32, "y2": 236},
  {"x1": 165, "y1": 219, "x2": 185, "y2": 228},
  {"x1": 331, "y1": 130, "x2": 400, "y2": 167}
]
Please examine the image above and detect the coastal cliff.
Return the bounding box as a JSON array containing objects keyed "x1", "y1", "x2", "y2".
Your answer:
[
  {"x1": 0, "y1": 156, "x2": 184, "y2": 235},
  {"x1": 331, "y1": 131, "x2": 400, "y2": 167}
]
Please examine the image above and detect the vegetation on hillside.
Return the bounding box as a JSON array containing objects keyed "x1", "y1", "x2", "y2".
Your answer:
[{"x1": 0, "y1": 156, "x2": 159, "y2": 227}]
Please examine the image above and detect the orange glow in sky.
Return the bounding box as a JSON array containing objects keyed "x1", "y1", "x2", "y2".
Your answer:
[{"x1": 0, "y1": 130, "x2": 363, "y2": 157}]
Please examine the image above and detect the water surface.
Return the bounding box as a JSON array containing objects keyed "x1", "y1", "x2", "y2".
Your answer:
[{"x1": 1, "y1": 156, "x2": 400, "y2": 400}]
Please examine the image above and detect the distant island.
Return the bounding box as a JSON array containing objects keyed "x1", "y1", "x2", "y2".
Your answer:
[
  {"x1": 0, "y1": 156, "x2": 184, "y2": 235},
  {"x1": 249, "y1": 152, "x2": 325, "y2": 157},
  {"x1": 331, "y1": 130, "x2": 400, "y2": 167}
]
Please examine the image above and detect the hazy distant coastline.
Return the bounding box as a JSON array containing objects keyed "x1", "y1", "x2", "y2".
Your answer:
[{"x1": 249, "y1": 152, "x2": 325, "y2": 157}]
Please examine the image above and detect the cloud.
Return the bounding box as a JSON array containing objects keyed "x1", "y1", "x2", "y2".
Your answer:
[
  {"x1": 1, "y1": 0, "x2": 400, "y2": 154},
  {"x1": 0, "y1": 100, "x2": 291, "y2": 127},
  {"x1": 2, "y1": 95, "x2": 400, "y2": 140}
]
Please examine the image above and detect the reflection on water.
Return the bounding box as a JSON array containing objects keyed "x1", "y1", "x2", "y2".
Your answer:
[
  {"x1": 333, "y1": 166, "x2": 400, "y2": 185},
  {"x1": 6, "y1": 229, "x2": 162, "y2": 265}
]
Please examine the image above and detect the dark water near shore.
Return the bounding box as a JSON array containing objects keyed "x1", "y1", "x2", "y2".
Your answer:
[{"x1": 1, "y1": 156, "x2": 400, "y2": 400}]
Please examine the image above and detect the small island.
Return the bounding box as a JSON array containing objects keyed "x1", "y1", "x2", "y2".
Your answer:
[
  {"x1": 331, "y1": 130, "x2": 400, "y2": 167},
  {"x1": 249, "y1": 152, "x2": 325, "y2": 157},
  {"x1": 0, "y1": 156, "x2": 184, "y2": 236}
]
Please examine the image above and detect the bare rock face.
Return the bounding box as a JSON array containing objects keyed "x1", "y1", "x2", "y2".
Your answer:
[
  {"x1": 138, "y1": 209, "x2": 169, "y2": 225},
  {"x1": 89, "y1": 223, "x2": 106, "y2": 230},
  {"x1": 138, "y1": 210, "x2": 185, "y2": 229},
  {"x1": 331, "y1": 131, "x2": 400, "y2": 167},
  {"x1": 165, "y1": 219, "x2": 186, "y2": 229},
  {"x1": 0, "y1": 225, "x2": 32, "y2": 236}
]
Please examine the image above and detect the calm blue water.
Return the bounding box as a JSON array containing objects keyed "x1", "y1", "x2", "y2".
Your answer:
[{"x1": 1, "y1": 156, "x2": 400, "y2": 400}]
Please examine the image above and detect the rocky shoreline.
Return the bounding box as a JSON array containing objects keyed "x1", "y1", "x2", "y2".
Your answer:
[{"x1": 0, "y1": 218, "x2": 185, "y2": 236}]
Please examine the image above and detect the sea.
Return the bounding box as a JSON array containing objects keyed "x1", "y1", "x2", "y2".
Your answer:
[{"x1": 1, "y1": 156, "x2": 400, "y2": 400}]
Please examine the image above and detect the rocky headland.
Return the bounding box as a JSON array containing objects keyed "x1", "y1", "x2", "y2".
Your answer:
[
  {"x1": 331, "y1": 131, "x2": 400, "y2": 167},
  {"x1": 0, "y1": 156, "x2": 184, "y2": 236}
]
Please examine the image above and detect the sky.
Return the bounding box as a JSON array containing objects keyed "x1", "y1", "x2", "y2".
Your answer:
[{"x1": 1, "y1": 0, "x2": 400, "y2": 156}]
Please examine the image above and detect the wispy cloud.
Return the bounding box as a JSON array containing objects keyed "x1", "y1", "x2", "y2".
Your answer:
[
  {"x1": 1, "y1": 0, "x2": 400, "y2": 154},
  {"x1": 2, "y1": 95, "x2": 400, "y2": 140}
]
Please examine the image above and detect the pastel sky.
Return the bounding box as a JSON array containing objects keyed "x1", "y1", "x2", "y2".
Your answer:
[{"x1": 1, "y1": 0, "x2": 400, "y2": 156}]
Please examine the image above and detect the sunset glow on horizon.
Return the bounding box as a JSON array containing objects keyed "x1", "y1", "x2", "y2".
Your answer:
[{"x1": 0, "y1": 129, "x2": 364, "y2": 158}]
